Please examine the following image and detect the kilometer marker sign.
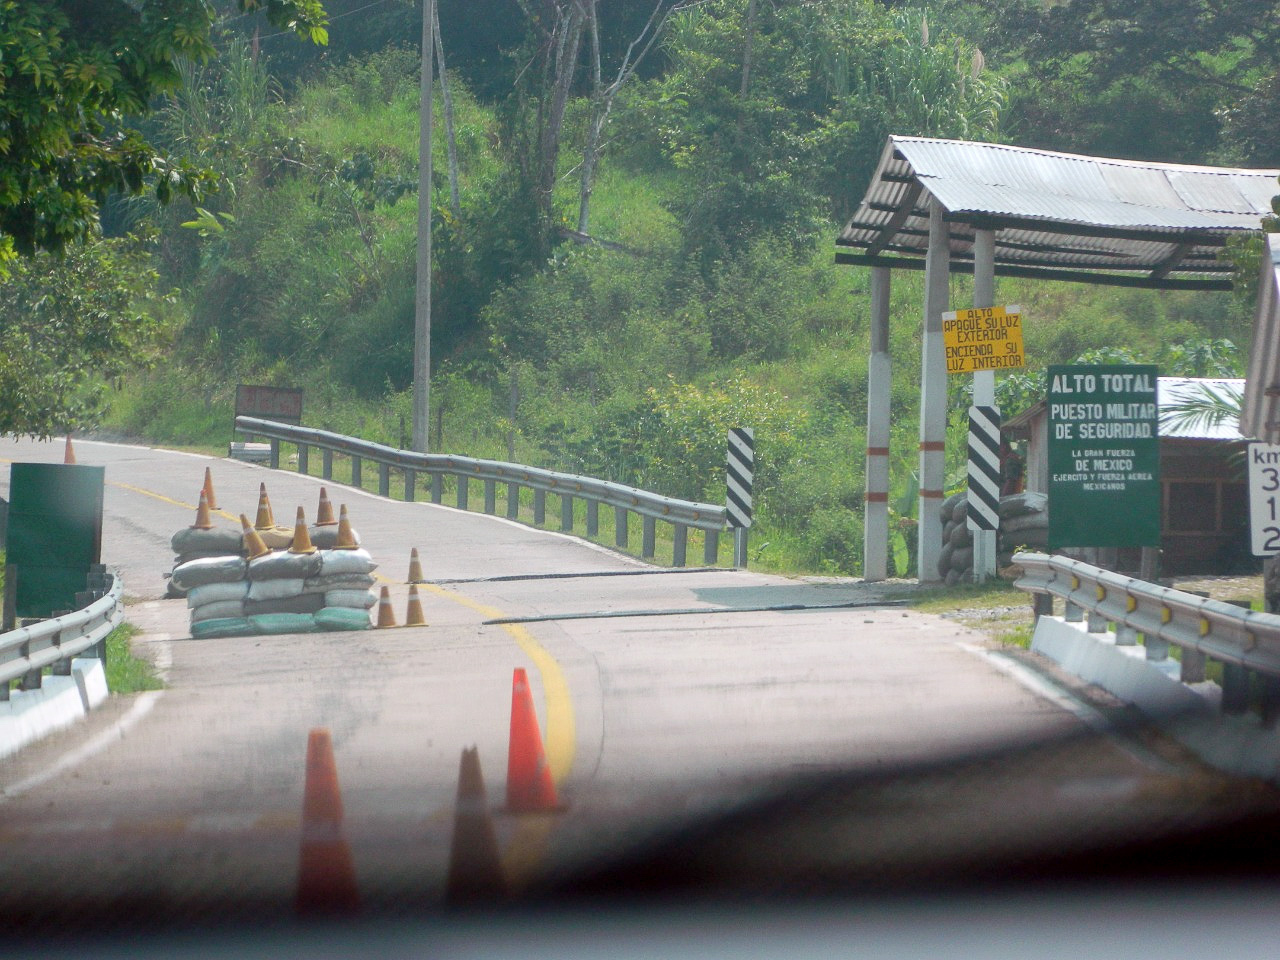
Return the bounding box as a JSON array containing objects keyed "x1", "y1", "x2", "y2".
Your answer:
[
  {"x1": 1247, "y1": 443, "x2": 1280, "y2": 556},
  {"x1": 942, "y1": 305, "x2": 1025, "y2": 374}
]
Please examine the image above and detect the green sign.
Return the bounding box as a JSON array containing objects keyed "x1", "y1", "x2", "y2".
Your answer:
[
  {"x1": 4, "y1": 463, "x2": 104, "y2": 618},
  {"x1": 1047, "y1": 364, "x2": 1160, "y2": 549}
]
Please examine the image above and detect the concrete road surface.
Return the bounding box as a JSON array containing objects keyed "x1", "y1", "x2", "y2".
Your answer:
[{"x1": 0, "y1": 437, "x2": 1265, "y2": 931}]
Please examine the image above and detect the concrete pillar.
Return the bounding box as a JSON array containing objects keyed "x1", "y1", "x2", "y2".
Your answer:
[
  {"x1": 917, "y1": 200, "x2": 949, "y2": 583},
  {"x1": 971, "y1": 229, "x2": 998, "y2": 582},
  {"x1": 864, "y1": 266, "x2": 892, "y2": 581}
]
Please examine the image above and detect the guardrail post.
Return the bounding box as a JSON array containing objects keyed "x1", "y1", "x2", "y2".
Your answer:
[
  {"x1": 432, "y1": 473, "x2": 443, "y2": 504},
  {"x1": 52, "y1": 612, "x2": 72, "y2": 675},
  {"x1": 560, "y1": 495, "x2": 573, "y2": 532},
  {"x1": 673, "y1": 524, "x2": 687, "y2": 567},
  {"x1": 404, "y1": 469, "x2": 416, "y2": 502},
  {"x1": 351, "y1": 456, "x2": 362, "y2": 489},
  {"x1": 1180, "y1": 649, "x2": 1207, "y2": 683},
  {"x1": 1115, "y1": 624, "x2": 1138, "y2": 646},
  {"x1": 322, "y1": 449, "x2": 333, "y2": 480},
  {"x1": 298, "y1": 444, "x2": 309, "y2": 475},
  {"x1": 1260, "y1": 676, "x2": 1280, "y2": 729},
  {"x1": 642, "y1": 517, "x2": 657, "y2": 559},
  {"x1": 270, "y1": 439, "x2": 280, "y2": 470},
  {"x1": 616, "y1": 507, "x2": 629, "y2": 548},
  {"x1": 484, "y1": 479, "x2": 496, "y2": 515},
  {"x1": 507, "y1": 483, "x2": 519, "y2": 520},
  {"x1": 1063, "y1": 600, "x2": 1083, "y2": 623},
  {"x1": 457, "y1": 477, "x2": 469, "y2": 511},
  {"x1": 379, "y1": 462, "x2": 390, "y2": 498},
  {"x1": 1031, "y1": 592, "x2": 1053, "y2": 621},
  {"x1": 587, "y1": 501, "x2": 599, "y2": 537},
  {"x1": 1222, "y1": 662, "x2": 1250, "y2": 715},
  {"x1": 534, "y1": 489, "x2": 546, "y2": 525},
  {"x1": 704, "y1": 529, "x2": 719, "y2": 565},
  {"x1": 1143, "y1": 634, "x2": 1170, "y2": 662},
  {"x1": 1086, "y1": 610, "x2": 1108, "y2": 633}
]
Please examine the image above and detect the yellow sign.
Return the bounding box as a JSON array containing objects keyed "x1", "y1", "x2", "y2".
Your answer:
[{"x1": 942, "y1": 304, "x2": 1025, "y2": 374}]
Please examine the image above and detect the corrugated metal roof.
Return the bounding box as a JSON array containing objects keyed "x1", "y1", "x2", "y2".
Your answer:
[
  {"x1": 837, "y1": 137, "x2": 1279, "y2": 290},
  {"x1": 1242, "y1": 235, "x2": 1280, "y2": 442}
]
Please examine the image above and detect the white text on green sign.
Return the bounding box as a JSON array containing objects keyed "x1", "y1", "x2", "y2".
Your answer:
[{"x1": 942, "y1": 305, "x2": 1025, "y2": 374}]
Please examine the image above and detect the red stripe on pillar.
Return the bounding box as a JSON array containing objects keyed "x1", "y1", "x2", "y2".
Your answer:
[
  {"x1": 918, "y1": 441, "x2": 945, "y2": 452},
  {"x1": 865, "y1": 492, "x2": 889, "y2": 503},
  {"x1": 866, "y1": 447, "x2": 890, "y2": 456}
]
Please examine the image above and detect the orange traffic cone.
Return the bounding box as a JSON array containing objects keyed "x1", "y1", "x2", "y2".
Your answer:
[
  {"x1": 239, "y1": 513, "x2": 271, "y2": 560},
  {"x1": 333, "y1": 505, "x2": 358, "y2": 549},
  {"x1": 404, "y1": 585, "x2": 426, "y2": 626},
  {"x1": 202, "y1": 467, "x2": 220, "y2": 511},
  {"x1": 407, "y1": 548, "x2": 424, "y2": 584},
  {"x1": 254, "y1": 483, "x2": 276, "y2": 530},
  {"x1": 296, "y1": 728, "x2": 361, "y2": 918},
  {"x1": 191, "y1": 490, "x2": 215, "y2": 530},
  {"x1": 445, "y1": 747, "x2": 507, "y2": 904},
  {"x1": 375, "y1": 586, "x2": 397, "y2": 628},
  {"x1": 63, "y1": 435, "x2": 76, "y2": 464},
  {"x1": 289, "y1": 506, "x2": 318, "y2": 554},
  {"x1": 316, "y1": 487, "x2": 337, "y2": 526},
  {"x1": 506, "y1": 668, "x2": 560, "y2": 813}
]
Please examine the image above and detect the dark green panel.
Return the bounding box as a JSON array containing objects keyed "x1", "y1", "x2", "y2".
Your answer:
[
  {"x1": 5, "y1": 463, "x2": 105, "y2": 618},
  {"x1": 1047, "y1": 365, "x2": 1161, "y2": 549}
]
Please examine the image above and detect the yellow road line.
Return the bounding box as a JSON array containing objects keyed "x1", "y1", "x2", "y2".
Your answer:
[{"x1": 110, "y1": 481, "x2": 239, "y2": 524}]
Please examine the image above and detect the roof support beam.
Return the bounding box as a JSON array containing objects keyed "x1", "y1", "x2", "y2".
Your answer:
[
  {"x1": 866, "y1": 181, "x2": 923, "y2": 257},
  {"x1": 1150, "y1": 241, "x2": 1197, "y2": 281}
]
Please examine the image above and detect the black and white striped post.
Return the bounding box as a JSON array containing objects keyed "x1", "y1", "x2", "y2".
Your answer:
[
  {"x1": 967, "y1": 404, "x2": 1001, "y2": 580},
  {"x1": 726, "y1": 427, "x2": 754, "y2": 568}
]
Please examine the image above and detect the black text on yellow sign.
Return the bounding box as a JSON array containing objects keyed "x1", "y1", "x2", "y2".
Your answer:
[{"x1": 942, "y1": 305, "x2": 1025, "y2": 374}]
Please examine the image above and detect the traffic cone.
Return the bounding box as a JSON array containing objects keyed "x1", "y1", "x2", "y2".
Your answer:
[
  {"x1": 239, "y1": 513, "x2": 271, "y2": 560},
  {"x1": 191, "y1": 490, "x2": 215, "y2": 530},
  {"x1": 404, "y1": 585, "x2": 426, "y2": 626},
  {"x1": 63, "y1": 435, "x2": 76, "y2": 464},
  {"x1": 202, "y1": 467, "x2": 219, "y2": 511},
  {"x1": 445, "y1": 747, "x2": 507, "y2": 904},
  {"x1": 375, "y1": 586, "x2": 397, "y2": 628},
  {"x1": 333, "y1": 505, "x2": 358, "y2": 549},
  {"x1": 506, "y1": 668, "x2": 560, "y2": 813},
  {"x1": 289, "y1": 506, "x2": 318, "y2": 554},
  {"x1": 316, "y1": 487, "x2": 337, "y2": 526},
  {"x1": 254, "y1": 483, "x2": 276, "y2": 530},
  {"x1": 296, "y1": 728, "x2": 361, "y2": 918},
  {"x1": 407, "y1": 548, "x2": 424, "y2": 584}
]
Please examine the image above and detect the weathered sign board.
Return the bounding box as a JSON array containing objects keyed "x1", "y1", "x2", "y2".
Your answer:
[
  {"x1": 234, "y1": 384, "x2": 303, "y2": 425},
  {"x1": 1248, "y1": 442, "x2": 1280, "y2": 556},
  {"x1": 942, "y1": 305, "x2": 1024, "y2": 374},
  {"x1": 1047, "y1": 364, "x2": 1160, "y2": 549}
]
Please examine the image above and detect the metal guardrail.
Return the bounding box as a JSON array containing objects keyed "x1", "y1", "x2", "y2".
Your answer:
[
  {"x1": 1013, "y1": 551, "x2": 1280, "y2": 718},
  {"x1": 0, "y1": 568, "x2": 122, "y2": 697},
  {"x1": 235, "y1": 417, "x2": 730, "y2": 566}
]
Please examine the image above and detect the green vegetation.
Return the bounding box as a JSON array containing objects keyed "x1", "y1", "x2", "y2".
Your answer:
[
  {"x1": 105, "y1": 623, "x2": 165, "y2": 695},
  {"x1": 2, "y1": 1, "x2": 1274, "y2": 577}
]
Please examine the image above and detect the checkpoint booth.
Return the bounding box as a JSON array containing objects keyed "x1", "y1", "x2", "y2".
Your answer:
[{"x1": 837, "y1": 136, "x2": 1278, "y2": 581}]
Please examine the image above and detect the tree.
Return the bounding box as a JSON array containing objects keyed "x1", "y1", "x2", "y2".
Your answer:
[
  {"x1": 0, "y1": 238, "x2": 174, "y2": 437},
  {"x1": 0, "y1": 0, "x2": 328, "y2": 265}
]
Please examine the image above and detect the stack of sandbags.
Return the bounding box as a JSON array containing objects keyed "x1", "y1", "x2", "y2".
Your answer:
[
  {"x1": 937, "y1": 490, "x2": 1051, "y2": 583},
  {"x1": 171, "y1": 504, "x2": 379, "y2": 638},
  {"x1": 996, "y1": 491, "x2": 1049, "y2": 561},
  {"x1": 937, "y1": 492, "x2": 974, "y2": 585}
]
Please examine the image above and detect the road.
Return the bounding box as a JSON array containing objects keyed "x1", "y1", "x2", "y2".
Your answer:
[{"x1": 0, "y1": 436, "x2": 1266, "y2": 931}]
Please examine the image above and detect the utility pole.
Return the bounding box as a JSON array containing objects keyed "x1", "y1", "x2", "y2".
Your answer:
[{"x1": 413, "y1": 0, "x2": 435, "y2": 453}]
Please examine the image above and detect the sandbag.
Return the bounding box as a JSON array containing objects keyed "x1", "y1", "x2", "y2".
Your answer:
[
  {"x1": 944, "y1": 568, "x2": 962, "y2": 586},
  {"x1": 247, "y1": 550, "x2": 323, "y2": 581},
  {"x1": 247, "y1": 577, "x2": 306, "y2": 602},
  {"x1": 314, "y1": 607, "x2": 371, "y2": 632},
  {"x1": 258, "y1": 527, "x2": 296, "y2": 550},
  {"x1": 190, "y1": 599, "x2": 246, "y2": 623},
  {"x1": 937, "y1": 542, "x2": 955, "y2": 579},
  {"x1": 190, "y1": 617, "x2": 253, "y2": 639},
  {"x1": 1002, "y1": 512, "x2": 1050, "y2": 536},
  {"x1": 951, "y1": 546, "x2": 973, "y2": 571},
  {"x1": 304, "y1": 573, "x2": 377, "y2": 591},
  {"x1": 244, "y1": 593, "x2": 326, "y2": 616},
  {"x1": 187, "y1": 580, "x2": 251, "y2": 609},
  {"x1": 1001, "y1": 528, "x2": 1049, "y2": 551},
  {"x1": 948, "y1": 522, "x2": 972, "y2": 548},
  {"x1": 171, "y1": 555, "x2": 247, "y2": 591},
  {"x1": 999, "y1": 491, "x2": 1048, "y2": 520},
  {"x1": 318, "y1": 549, "x2": 376, "y2": 577},
  {"x1": 171, "y1": 526, "x2": 243, "y2": 557},
  {"x1": 247, "y1": 613, "x2": 320, "y2": 635},
  {"x1": 940, "y1": 491, "x2": 967, "y2": 524},
  {"x1": 310, "y1": 524, "x2": 361, "y2": 550},
  {"x1": 324, "y1": 588, "x2": 376, "y2": 609}
]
